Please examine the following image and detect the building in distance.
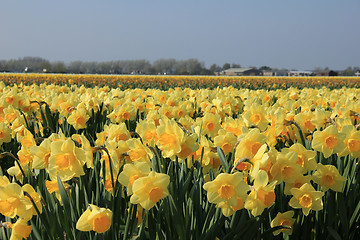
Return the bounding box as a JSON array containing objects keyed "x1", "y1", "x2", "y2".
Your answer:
[
  {"x1": 219, "y1": 67, "x2": 262, "y2": 76},
  {"x1": 288, "y1": 70, "x2": 313, "y2": 76}
]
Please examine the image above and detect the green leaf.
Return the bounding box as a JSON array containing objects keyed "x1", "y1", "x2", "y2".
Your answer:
[
  {"x1": 30, "y1": 219, "x2": 44, "y2": 240},
  {"x1": 217, "y1": 146, "x2": 229, "y2": 173},
  {"x1": 327, "y1": 226, "x2": 342, "y2": 240},
  {"x1": 45, "y1": 104, "x2": 57, "y2": 133},
  {"x1": 39, "y1": 104, "x2": 48, "y2": 128},
  {"x1": 123, "y1": 204, "x2": 137, "y2": 240},
  {"x1": 350, "y1": 198, "x2": 360, "y2": 229},
  {"x1": 57, "y1": 176, "x2": 75, "y2": 239},
  {"x1": 201, "y1": 204, "x2": 216, "y2": 235},
  {"x1": 336, "y1": 192, "x2": 349, "y2": 238}
]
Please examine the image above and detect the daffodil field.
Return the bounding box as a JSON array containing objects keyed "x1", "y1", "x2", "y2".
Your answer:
[{"x1": 0, "y1": 73, "x2": 360, "y2": 239}]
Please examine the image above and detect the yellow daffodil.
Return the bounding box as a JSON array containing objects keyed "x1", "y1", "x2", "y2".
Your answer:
[
  {"x1": 4, "y1": 105, "x2": 21, "y2": 124},
  {"x1": 127, "y1": 138, "x2": 153, "y2": 164},
  {"x1": 30, "y1": 138, "x2": 51, "y2": 169},
  {"x1": 0, "y1": 122, "x2": 12, "y2": 146},
  {"x1": 284, "y1": 175, "x2": 312, "y2": 195},
  {"x1": 243, "y1": 103, "x2": 269, "y2": 131},
  {"x1": 130, "y1": 171, "x2": 170, "y2": 210},
  {"x1": 0, "y1": 175, "x2": 10, "y2": 186},
  {"x1": 312, "y1": 125, "x2": 346, "y2": 158},
  {"x1": 119, "y1": 162, "x2": 151, "y2": 195},
  {"x1": 17, "y1": 145, "x2": 34, "y2": 168},
  {"x1": 58, "y1": 98, "x2": 78, "y2": 116},
  {"x1": 67, "y1": 107, "x2": 90, "y2": 130},
  {"x1": 146, "y1": 110, "x2": 162, "y2": 126},
  {"x1": 11, "y1": 118, "x2": 26, "y2": 138},
  {"x1": 76, "y1": 204, "x2": 112, "y2": 233},
  {"x1": 94, "y1": 129, "x2": 109, "y2": 146},
  {"x1": 9, "y1": 219, "x2": 32, "y2": 240},
  {"x1": 22, "y1": 184, "x2": 42, "y2": 220},
  {"x1": 312, "y1": 163, "x2": 346, "y2": 192},
  {"x1": 289, "y1": 183, "x2": 324, "y2": 216},
  {"x1": 7, "y1": 161, "x2": 26, "y2": 182},
  {"x1": 222, "y1": 117, "x2": 245, "y2": 137},
  {"x1": 172, "y1": 104, "x2": 188, "y2": 120},
  {"x1": 235, "y1": 128, "x2": 267, "y2": 161},
  {"x1": 339, "y1": 125, "x2": 360, "y2": 158},
  {"x1": 156, "y1": 118, "x2": 185, "y2": 158},
  {"x1": 158, "y1": 104, "x2": 173, "y2": 119},
  {"x1": 197, "y1": 112, "x2": 221, "y2": 138},
  {"x1": 177, "y1": 133, "x2": 199, "y2": 160},
  {"x1": 270, "y1": 151, "x2": 304, "y2": 184},
  {"x1": 214, "y1": 129, "x2": 237, "y2": 154},
  {"x1": 72, "y1": 134, "x2": 94, "y2": 168},
  {"x1": 311, "y1": 109, "x2": 331, "y2": 130},
  {"x1": 17, "y1": 128, "x2": 36, "y2": 148},
  {"x1": 136, "y1": 119, "x2": 158, "y2": 147},
  {"x1": 245, "y1": 170, "x2": 276, "y2": 216},
  {"x1": 45, "y1": 179, "x2": 70, "y2": 204},
  {"x1": 47, "y1": 138, "x2": 86, "y2": 181},
  {"x1": 282, "y1": 143, "x2": 317, "y2": 171},
  {"x1": 0, "y1": 183, "x2": 31, "y2": 219},
  {"x1": 294, "y1": 111, "x2": 316, "y2": 134},
  {"x1": 178, "y1": 115, "x2": 195, "y2": 131},
  {"x1": 107, "y1": 102, "x2": 135, "y2": 123},
  {"x1": 192, "y1": 134, "x2": 221, "y2": 171},
  {"x1": 270, "y1": 211, "x2": 295, "y2": 236},
  {"x1": 203, "y1": 172, "x2": 250, "y2": 217},
  {"x1": 106, "y1": 123, "x2": 131, "y2": 142},
  {"x1": 249, "y1": 144, "x2": 270, "y2": 178}
]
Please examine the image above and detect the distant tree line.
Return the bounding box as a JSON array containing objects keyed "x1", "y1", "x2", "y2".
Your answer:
[
  {"x1": 0, "y1": 57, "x2": 359, "y2": 76},
  {"x1": 0, "y1": 57, "x2": 229, "y2": 75}
]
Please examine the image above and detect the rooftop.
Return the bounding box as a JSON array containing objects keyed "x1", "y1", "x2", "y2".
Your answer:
[{"x1": 222, "y1": 67, "x2": 254, "y2": 73}]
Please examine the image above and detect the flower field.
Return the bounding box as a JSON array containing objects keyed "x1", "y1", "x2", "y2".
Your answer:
[
  {"x1": 0, "y1": 73, "x2": 360, "y2": 239},
  {"x1": 1, "y1": 73, "x2": 360, "y2": 90}
]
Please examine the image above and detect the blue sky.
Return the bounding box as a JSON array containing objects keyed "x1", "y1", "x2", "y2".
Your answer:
[{"x1": 1, "y1": 0, "x2": 359, "y2": 70}]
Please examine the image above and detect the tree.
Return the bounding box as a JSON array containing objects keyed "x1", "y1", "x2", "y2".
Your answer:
[
  {"x1": 200, "y1": 68, "x2": 213, "y2": 75},
  {"x1": 174, "y1": 60, "x2": 188, "y2": 75},
  {"x1": 172, "y1": 59, "x2": 205, "y2": 75},
  {"x1": 153, "y1": 59, "x2": 177, "y2": 74},
  {"x1": 112, "y1": 61, "x2": 124, "y2": 74},
  {"x1": 0, "y1": 60, "x2": 7, "y2": 72},
  {"x1": 51, "y1": 61, "x2": 67, "y2": 73},
  {"x1": 209, "y1": 64, "x2": 221, "y2": 74},
  {"x1": 259, "y1": 66, "x2": 272, "y2": 71},
  {"x1": 222, "y1": 63, "x2": 231, "y2": 70},
  {"x1": 231, "y1": 63, "x2": 241, "y2": 68},
  {"x1": 329, "y1": 70, "x2": 338, "y2": 76},
  {"x1": 342, "y1": 67, "x2": 354, "y2": 76},
  {"x1": 133, "y1": 60, "x2": 152, "y2": 74},
  {"x1": 0, "y1": 57, "x2": 51, "y2": 72},
  {"x1": 313, "y1": 67, "x2": 324, "y2": 74},
  {"x1": 68, "y1": 61, "x2": 83, "y2": 74},
  {"x1": 186, "y1": 59, "x2": 204, "y2": 75},
  {"x1": 40, "y1": 61, "x2": 51, "y2": 72}
]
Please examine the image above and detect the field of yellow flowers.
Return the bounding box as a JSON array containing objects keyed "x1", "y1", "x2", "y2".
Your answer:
[
  {"x1": 1, "y1": 73, "x2": 360, "y2": 89},
  {"x1": 0, "y1": 73, "x2": 360, "y2": 239}
]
